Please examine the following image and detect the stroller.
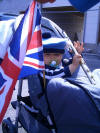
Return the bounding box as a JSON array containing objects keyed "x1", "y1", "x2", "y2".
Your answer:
[{"x1": 2, "y1": 16, "x2": 99, "y2": 133}]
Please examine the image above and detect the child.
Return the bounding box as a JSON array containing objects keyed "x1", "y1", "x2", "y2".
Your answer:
[{"x1": 39, "y1": 32, "x2": 84, "y2": 86}]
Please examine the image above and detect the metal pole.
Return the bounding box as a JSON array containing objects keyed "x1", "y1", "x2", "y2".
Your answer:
[
  {"x1": 63, "y1": 31, "x2": 96, "y2": 85},
  {"x1": 15, "y1": 79, "x2": 23, "y2": 133}
]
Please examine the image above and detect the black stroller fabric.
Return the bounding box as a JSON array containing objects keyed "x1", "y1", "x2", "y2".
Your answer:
[
  {"x1": 11, "y1": 66, "x2": 100, "y2": 133},
  {"x1": 19, "y1": 103, "x2": 51, "y2": 133}
]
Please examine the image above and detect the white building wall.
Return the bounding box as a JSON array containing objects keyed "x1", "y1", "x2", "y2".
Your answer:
[
  {"x1": 0, "y1": 0, "x2": 32, "y2": 15},
  {"x1": 83, "y1": 2, "x2": 100, "y2": 53},
  {"x1": 43, "y1": 0, "x2": 71, "y2": 8},
  {"x1": 83, "y1": 2, "x2": 100, "y2": 44}
]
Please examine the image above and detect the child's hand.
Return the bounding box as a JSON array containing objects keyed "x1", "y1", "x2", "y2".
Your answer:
[
  {"x1": 74, "y1": 41, "x2": 84, "y2": 54},
  {"x1": 69, "y1": 54, "x2": 82, "y2": 74},
  {"x1": 72, "y1": 54, "x2": 82, "y2": 67}
]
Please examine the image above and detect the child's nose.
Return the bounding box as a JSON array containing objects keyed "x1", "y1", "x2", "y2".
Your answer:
[{"x1": 50, "y1": 56, "x2": 54, "y2": 60}]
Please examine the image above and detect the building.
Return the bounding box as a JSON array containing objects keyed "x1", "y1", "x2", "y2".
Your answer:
[
  {"x1": 42, "y1": 0, "x2": 100, "y2": 54},
  {"x1": 0, "y1": 0, "x2": 32, "y2": 15},
  {"x1": 0, "y1": 0, "x2": 100, "y2": 54}
]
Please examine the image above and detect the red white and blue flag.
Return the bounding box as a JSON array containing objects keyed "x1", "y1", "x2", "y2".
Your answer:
[
  {"x1": 0, "y1": 0, "x2": 44, "y2": 123},
  {"x1": 19, "y1": 2, "x2": 44, "y2": 79}
]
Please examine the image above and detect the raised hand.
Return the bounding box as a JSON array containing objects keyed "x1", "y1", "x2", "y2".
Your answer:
[{"x1": 73, "y1": 41, "x2": 84, "y2": 54}]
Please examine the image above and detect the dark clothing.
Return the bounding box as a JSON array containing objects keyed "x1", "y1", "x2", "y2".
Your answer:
[
  {"x1": 28, "y1": 62, "x2": 100, "y2": 133},
  {"x1": 0, "y1": 58, "x2": 3, "y2": 65},
  {"x1": 46, "y1": 66, "x2": 100, "y2": 133},
  {"x1": 39, "y1": 64, "x2": 71, "y2": 87}
]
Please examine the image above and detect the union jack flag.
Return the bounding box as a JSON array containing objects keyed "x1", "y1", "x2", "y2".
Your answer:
[
  {"x1": 19, "y1": 2, "x2": 44, "y2": 79},
  {"x1": 0, "y1": 0, "x2": 44, "y2": 123}
]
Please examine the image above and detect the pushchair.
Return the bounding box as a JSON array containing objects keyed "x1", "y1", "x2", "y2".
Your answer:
[{"x1": 2, "y1": 22, "x2": 100, "y2": 133}]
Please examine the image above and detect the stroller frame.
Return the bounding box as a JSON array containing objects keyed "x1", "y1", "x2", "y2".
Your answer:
[{"x1": 2, "y1": 77, "x2": 56, "y2": 133}]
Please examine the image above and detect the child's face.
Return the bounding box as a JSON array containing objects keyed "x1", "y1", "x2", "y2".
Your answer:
[{"x1": 44, "y1": 53, "x2": 63, "y2": 66}]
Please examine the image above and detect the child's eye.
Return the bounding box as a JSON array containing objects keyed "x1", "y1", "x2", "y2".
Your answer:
[{"x1": 45, "y1": 53, "x2": 50, "y2": 56}]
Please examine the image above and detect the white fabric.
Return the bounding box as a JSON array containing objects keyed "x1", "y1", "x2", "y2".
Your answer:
[
  {"x1": 14, "y1": 14, "x2": 24, "y2": 30},
  {"x1": 92, "y1": 69, "x2": 100, "y2": 83},
  {"x1": 0, "y1": 19, "x2": 15, "y2": 59},
  {"x1": 0, "y1": 14, "x2": 24, "y2": 59}
]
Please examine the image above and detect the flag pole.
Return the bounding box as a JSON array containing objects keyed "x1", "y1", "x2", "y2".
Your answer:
[
  {"x1": 39, "y1": 1, "x2": 46, "y2": 88},
  {"x1": 43, "y1": 70, "x2": 46, "y2": 88}
]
